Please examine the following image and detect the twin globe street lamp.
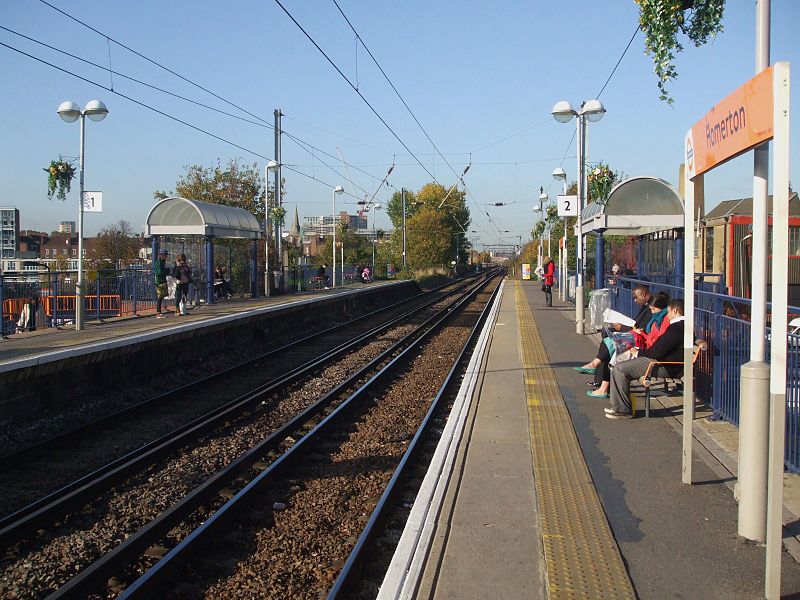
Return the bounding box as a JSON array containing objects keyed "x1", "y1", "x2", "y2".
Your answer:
[
  {"x1": 57, "y1": 100, "x2": 109, "y2": 331},
  {"x1": 551, "y1": 99, "x2": 605, "y2": 334}
]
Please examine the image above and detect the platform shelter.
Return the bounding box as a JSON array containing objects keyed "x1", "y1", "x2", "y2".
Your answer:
[
  {"x1": 145, "y1": 197, "x2": 263, "y2": 304},
  {"x1": 577, "y1": 176, "x2": 685, "y2": 286}
]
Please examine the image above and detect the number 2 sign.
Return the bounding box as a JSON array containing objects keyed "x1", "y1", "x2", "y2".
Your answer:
[{"x1": 557, "y1": 194, "x2": 577, "y2": 217}]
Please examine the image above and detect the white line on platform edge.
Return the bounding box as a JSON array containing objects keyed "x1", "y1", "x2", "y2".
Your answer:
[{"x1": 376, "y1": 280, "x2": 505, "y2": 600}]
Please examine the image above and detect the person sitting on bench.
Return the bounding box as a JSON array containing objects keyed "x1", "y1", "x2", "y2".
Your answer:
[
  {"x1": 214, "y1": 266, "x2": 232, "y2": 299},
  {"x1": 575, "y1": 284, "x2": 653, "y2": 377},
  {"x1": 316, "y1": 264, "x2": 330, "y2": 288},
  {"x1": 606, "y1": 298, "x2": 685, "y2": 419}
]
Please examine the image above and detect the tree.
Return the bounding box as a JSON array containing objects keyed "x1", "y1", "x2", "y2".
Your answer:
[
  {"x1": 313, "y1": 221, "x2": 373, "y2": 269},
  {"x1": 637, "y1": 0, "x2": 725, "y2": 104},
  {"x1": 404, "y1": 206, "x2": 452, "y2": 269},
  {"x1": 385, "y1": 182, "x2": 472, "y2": 269},
  {"x1": 89, "y1": 220, "x2": 141, "y2": 269},
  {"x1": 154, "y1": 158, "x2": 267, "y2": 220}
]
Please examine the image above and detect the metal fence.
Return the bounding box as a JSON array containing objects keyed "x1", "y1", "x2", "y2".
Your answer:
[
  {"x1": 0, "y1": 269, "x2": 157, "y2": 335},
  {"x1": 1, "y1": 264, "x2": 377, "y2": 337},
  {"x1": 608, "y1": 275, "x2": 800, "y2": 471}
]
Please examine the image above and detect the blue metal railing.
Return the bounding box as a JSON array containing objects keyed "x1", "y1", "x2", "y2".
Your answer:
[
  {"x1": 1, "y1": 268, "x2": 157, "y2": 335},
  {"x1": 609, "y1": 275, "x2": 800, "y2": 471}
]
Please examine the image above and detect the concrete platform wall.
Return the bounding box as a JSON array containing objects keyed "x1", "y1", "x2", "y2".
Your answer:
[{"x1": 0, "y1": 282, "x2": 418, "y2": 422}]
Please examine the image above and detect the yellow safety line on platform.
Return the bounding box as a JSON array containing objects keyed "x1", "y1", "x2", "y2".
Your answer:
[{"x1": 515, "y1": 281, "x2": 635, "y2": 599}]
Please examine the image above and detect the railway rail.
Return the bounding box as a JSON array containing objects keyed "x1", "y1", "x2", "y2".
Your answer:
[{"x1": 0, "y1": 270, "x2": 501, "y2": 599}]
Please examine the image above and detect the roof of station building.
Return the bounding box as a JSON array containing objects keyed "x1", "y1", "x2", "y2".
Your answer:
[
  {"x1": 145, "y1": 197, "x2": 262, "y2": 239},
  {"x1": 703, "y1": 192, "x2": 800, "y2": 221},
  {"x1": 578, "y1": 176, "x2": 685, "y2": 236}
]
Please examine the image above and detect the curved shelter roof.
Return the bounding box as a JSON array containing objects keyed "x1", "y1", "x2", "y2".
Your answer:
[
  {"x1": 145, "y1": 197, "x2": 262, "y2": 239},
  {"x1": 578, "y1": 176, "x2": 685, "y2": 236}
]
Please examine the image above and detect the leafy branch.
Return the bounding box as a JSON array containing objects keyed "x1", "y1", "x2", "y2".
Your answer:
[{"x1": 636, "y1": 0, "x2": 725, "y2": 104}]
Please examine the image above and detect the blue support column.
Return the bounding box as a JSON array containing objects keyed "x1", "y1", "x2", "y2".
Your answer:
[
  {"x1": 250, "y1": 240, "x2": 258, "y2": 298},
  {"x1": 205, "y1": 236, "x2": 215, "y2": 305},
  {"x1": 636, "y1": 236, "x2": 645, "y2": 279},
  {"x1": 595, "y1": 230, "x2": 605, "y2": 289},
  {"x1": 674, "y1": 230, "x2": 685, "y2": 287}
]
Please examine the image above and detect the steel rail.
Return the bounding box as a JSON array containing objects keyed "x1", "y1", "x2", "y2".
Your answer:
[
  {"x1": 0, "y1": 278, "x2": 476, "y2": 546},
  {"x1": 0, "y1": 279, "x2": 464, "y2": 467},
  {"x1": 112, "y1": 273, "x2": 498, "y2": 599},
  {"x1": 327, "y1": 276, "x2": 502, "y2": 598},
  {"x1": 35, "y1": 276, "x2": 494, "y2": 600}
]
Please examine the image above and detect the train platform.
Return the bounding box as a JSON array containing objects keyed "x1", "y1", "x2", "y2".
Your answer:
[
  {"x1": 0, "y1": 281, "x2": 403, "y2": 367},
  {"x1": 0, "y1": 280, "x2": 415, "y2": 422},
  {"x1": 382, "y1": 279, "x2": 800, "y2": 599}
]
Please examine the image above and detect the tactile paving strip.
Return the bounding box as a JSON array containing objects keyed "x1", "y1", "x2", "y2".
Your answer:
[{"x1": 515, "y1": 281, "x2": 636, "y2": 599}]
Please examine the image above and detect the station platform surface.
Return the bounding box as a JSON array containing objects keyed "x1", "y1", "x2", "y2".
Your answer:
[
  {"x1": 413, "y1": 279, "x2": 800, "y2": 599},
  {"x1": 0, "y1": 281, "x2": 400, "y2": 370}
]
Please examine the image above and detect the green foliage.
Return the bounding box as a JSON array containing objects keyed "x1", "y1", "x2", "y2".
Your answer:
[
  {"x1": 89, "y1": 220, "x2": 141, "y2": 268},
  {"x1": 44, "y1": 157, "x2": 76, "y2": 201},
  {"x1": 155, "y1": 158, "x2": 269, "y2": 223},
  {"x1": 637, "y1": 0, "x2": 725, "y2": 104},
  {"x1": 587, "y1": 163, "x2": 623, "y2": 205}
]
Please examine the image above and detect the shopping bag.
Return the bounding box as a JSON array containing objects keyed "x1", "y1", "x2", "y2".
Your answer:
[{"x1": 166, "y1": 276, "x2": 177, "y2": 300}]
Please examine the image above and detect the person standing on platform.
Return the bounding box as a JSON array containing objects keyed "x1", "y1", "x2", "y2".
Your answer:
[
  {"x1": 172, "y1": 254, "x2": 193, "y2": 316},
  {"x1": 542, "y1": 256, "x2": 555, "y2": 307},
  {"x1": 154, "y1": 248, "x2": 169, "y2": 319}
]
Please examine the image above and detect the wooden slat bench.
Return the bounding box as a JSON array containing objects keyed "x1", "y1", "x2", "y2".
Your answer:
[{"x1": 639, "y1": 339, "x2": 708, "y2": 418}]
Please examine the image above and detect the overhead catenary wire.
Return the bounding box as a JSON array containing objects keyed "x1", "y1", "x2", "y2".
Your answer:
[
  {"x1": 274, "y1": 0, "x2": 438, "y2": 183},
  {"x1": 0, "y1": 41, "x2": 362, "y2": 201},
  {"x1": 5, "y1": 19, "x2": 397, "y2": 196},
  {"x1": 330, "y1": 0, "x2": 462, "y2": 184}
]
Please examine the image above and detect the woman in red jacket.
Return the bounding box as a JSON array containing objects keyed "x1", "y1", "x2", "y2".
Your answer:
[{"x1": 542, "y1": 256, "x2": 555, "y2": 307}]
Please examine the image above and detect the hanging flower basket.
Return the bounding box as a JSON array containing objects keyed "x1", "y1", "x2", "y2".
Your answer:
[
  {"x1": 44, "y1": 158, "x2": 76, "y2": 201},
  {"x1": 271, "y1": 206, "x2": 286, "y2": 227},
  {"x1": 588, "y1": 164, "x2": 616, "y2": 205}
]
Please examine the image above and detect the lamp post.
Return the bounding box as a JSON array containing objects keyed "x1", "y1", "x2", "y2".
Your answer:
[
  {"x1": 553, "y1": 167, "x2": 568, "y2": 300},
  {"x1": 332, "y1": 185, "x2": 344, "y2": 287},
  {"x1": 371, "y1": 203, "x2": 382, "y2": 274},
  {"x1": 552, "y1": 99, "x2": 605, "y2": 334},
  {"x1": 539, "y1": 190, "x2": 550, "y2": 258},
  {"x1": 57, "y1": 100, "x2": 108, "y2": 331},
  {"x1": 265, "y1": 160, "x2": 280, "y2": 296}
]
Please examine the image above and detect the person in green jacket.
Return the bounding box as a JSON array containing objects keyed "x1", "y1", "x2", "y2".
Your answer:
[{"x1": 154, "y1": 248, "x2": 169, "y2": 318}]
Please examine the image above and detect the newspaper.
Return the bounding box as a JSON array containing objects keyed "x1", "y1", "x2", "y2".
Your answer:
[{"x1": 602, "y1": 308, "x2": 636, "y2": 328}]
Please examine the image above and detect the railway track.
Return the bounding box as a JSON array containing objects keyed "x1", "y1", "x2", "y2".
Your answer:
[
  {"x1": 0, "y1": 278, "x2": 471, "y2": 518},
  {"x1": 0, "y1": 271, "x2": 501, "y2": 599}
]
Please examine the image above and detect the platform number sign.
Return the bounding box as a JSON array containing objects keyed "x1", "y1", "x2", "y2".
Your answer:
[{"x1": 557, "y1": 194, "x2": 577, "y2": 217}]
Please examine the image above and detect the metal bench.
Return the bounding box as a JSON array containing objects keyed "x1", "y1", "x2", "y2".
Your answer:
[
  {"x1": 639, "y1": 339, "x2": 708, "y2": 418},
  {"x1": 309, "y1": 276, "x2": 327, "y2": 290}
]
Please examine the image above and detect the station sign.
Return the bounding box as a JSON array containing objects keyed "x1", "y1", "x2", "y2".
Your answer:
[
  {"x1": 557, "y1": 194, "x2": 578, "y2": 217},
  {"x1": 685, "y1": 66, "x2": 774, "y2": 179},
  {"x1": 522, "y1": 263, "x2": 531, "y2": 280},
  {"x1": 82, "y1": 191, "x2": 103, "y2": 213}
]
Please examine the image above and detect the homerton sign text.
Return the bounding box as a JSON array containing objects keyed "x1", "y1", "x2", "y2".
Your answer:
[{"x1": 686, "y1": 66, "x2": 774, "y2": 179}]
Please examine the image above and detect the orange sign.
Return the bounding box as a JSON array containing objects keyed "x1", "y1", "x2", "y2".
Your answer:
[{"x1": 686, "y1": 66, "x2": 774, "y2": 179}]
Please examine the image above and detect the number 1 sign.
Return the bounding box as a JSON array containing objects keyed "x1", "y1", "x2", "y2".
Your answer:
[{"x1": 557, "y1": 194, "x2": 577, "y2": 217}]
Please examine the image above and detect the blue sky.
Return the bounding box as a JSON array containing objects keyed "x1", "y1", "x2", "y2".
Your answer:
[{"x1": 2, "y1": 0, "x2": 799, "y2": 251}]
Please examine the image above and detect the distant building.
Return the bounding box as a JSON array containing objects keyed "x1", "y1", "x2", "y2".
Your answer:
[
  {"x1": 0, "y1": 207, "x2": 20, "y2": 258},
  {"x1": 303, "y1": 212, "x2": 367, "y2": 238},
  {"x1": 19, "y1": 230, "x2": 50, "y2": 255},
  {"x1": 58, "y1": 221, "x2": 76, "y2": 234}
]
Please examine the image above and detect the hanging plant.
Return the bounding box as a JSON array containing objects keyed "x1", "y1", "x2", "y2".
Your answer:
[
  {"x1": 587, "y1": 163, "x2": 617, "y2": 205},
  {"x1": 636, "y1": 0, "x2": 725, "y2": 104},
  {"x1": 271, "y1": 205, "x2": 286, "y2": 227},
  {"x1": 44, "y1": 157, "x2": 77, "y2": 201}
]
